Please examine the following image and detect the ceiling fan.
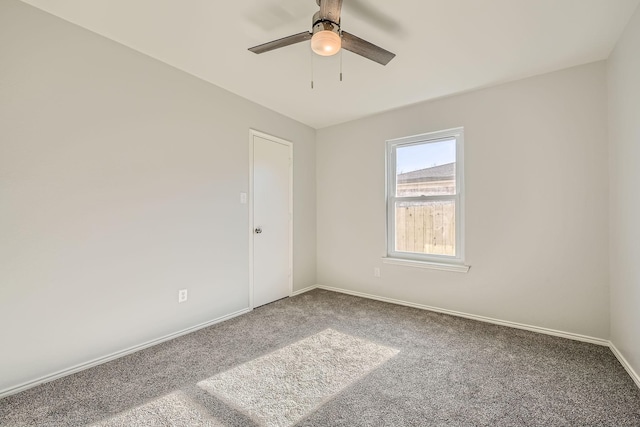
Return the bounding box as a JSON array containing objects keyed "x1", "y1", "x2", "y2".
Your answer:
[{"x1": 248, "y1": 0, "x2": 395, "y2": 66}]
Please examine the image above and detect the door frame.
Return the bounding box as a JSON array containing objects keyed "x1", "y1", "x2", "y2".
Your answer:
[{"x1": 248, "y1": 129, "x2": 293, "y2": 310}]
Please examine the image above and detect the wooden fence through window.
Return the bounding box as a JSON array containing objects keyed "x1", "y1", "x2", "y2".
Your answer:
[{"x1": 395, "y1": 202, "x2": 455, "y2": 256}]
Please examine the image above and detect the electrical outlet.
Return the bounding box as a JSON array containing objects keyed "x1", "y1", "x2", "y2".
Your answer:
[
  {"x1": 374, "y1": 267, "x2": 381, "y2": 277},
  {"x1": 178, "y1": 289, "x2": 188, "y2": 303}
]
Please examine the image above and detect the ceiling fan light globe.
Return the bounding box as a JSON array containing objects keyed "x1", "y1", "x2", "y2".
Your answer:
[{"x1": 311, "y1": 30, "x2": 341, "y2": 56}]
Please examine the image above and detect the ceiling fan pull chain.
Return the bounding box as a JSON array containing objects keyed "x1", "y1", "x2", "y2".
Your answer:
[
  {"x1": 340, "y1": 47, "x2": 343, "y2": 82},
  {"x1": 311, "y1": 48, "x2": 314, "y2": 89}
]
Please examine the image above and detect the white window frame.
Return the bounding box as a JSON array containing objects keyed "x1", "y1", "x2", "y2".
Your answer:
[{"x1": 384, "y1": 127, "x2": 468, "y2": 272}]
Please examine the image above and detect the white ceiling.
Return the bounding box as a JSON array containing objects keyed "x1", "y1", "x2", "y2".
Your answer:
[{"x1": 20, "y1": 0, "x2": 639, "y2": 129}]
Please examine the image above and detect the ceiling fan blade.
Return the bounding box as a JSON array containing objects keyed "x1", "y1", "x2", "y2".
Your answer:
[
  {"x1": 248, "y1": 31, "x2": 312, "y2": 54},
  {"x1": 319, "y1": 0, "x2": 343, "y2": 23},
  {"x1": 341, "y1": 31, "x2": 395, "y2": 65}
]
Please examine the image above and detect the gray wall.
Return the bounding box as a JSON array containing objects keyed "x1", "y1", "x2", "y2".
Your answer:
[
  {"x1": 3, "y1": 0, "x2": 638, "y2": 397},
  {"x1": 608, "y1": 4, "x2": 640, "y2": 383},
  {"x1": 317, "y1": 62, "x2": 610, "y2": 339},
  {"x1": 0, "y1": 0, "x2": 316, "y2": 392}
]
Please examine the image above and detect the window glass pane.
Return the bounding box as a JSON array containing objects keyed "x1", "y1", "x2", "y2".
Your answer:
[
  {"x1": 396, "y1": 139, "x2": 456, "y2": 197},
  {"x1": 395, "y1": 200, "x2": 456, "y2": 256}
]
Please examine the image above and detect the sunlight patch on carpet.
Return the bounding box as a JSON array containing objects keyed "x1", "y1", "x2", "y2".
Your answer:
[
  {"x1": 197, "y1": 328, "x2": 399, "y2": 427},
  {"x1": 89, "y1": 390, "x2": 223, "y2": 427}
]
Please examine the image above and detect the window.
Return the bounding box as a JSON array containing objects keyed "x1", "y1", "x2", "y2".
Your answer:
[{"x1": 385, "y1": 128, "x2": 466, "y2": 271}]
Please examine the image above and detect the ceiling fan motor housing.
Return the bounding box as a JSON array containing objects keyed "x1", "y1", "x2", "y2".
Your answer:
[
  {"x1": 312, "y1": 11, "x2": 340, "y2": 35},
  {"x1": 310, "y1": 10, "x2": 342, "y2": 56}
]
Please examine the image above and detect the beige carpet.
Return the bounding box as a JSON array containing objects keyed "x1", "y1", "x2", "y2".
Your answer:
[
  {"x1": 197, "y1": 328, "x2": 399, "y2": 427},
  {"x1": 3, "y1": 290, "x2": 639, "y2": 426},
  {"x1": 89, "y1": 391, "x2": 224, "y2": 427}
]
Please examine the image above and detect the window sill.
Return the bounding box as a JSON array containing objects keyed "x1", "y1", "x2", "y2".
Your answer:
[{"x1": 381, "y1": 257, "x2": 470, "y2": 273}]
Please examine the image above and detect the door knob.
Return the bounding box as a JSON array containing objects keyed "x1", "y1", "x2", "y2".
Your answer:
[{"x1": 254, "y1": 227, "x2": 263, "y2": 234}]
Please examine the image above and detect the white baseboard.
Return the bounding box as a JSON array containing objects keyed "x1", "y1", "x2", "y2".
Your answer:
[
  {"x1": 312, "y1": 285, "x2": 609, "y2": 346},
  {"x1": 4, "y1": 286, "x2": 637, "y2": 399},
  {"x1": 290, "y1": 285, "x2": 319, "y2": 297},
  {"x1": 308, "y1": 285, "x2": 640, "y2": 390},
  {"x1": 609, "y1": 342, "x2": 640, "y2": 390},
  {"x1": 0, "y1": 307, "x2": 252, "y2": 399}
]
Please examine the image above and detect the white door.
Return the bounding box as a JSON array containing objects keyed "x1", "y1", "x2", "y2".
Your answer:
[{"x1": 251, "y1": 131, "x2": 292, "y2": 308}]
